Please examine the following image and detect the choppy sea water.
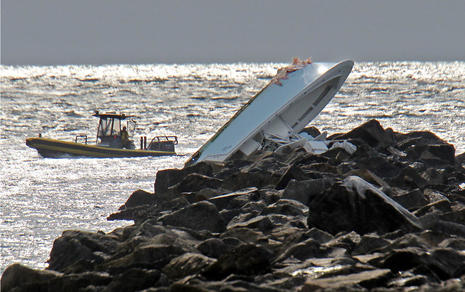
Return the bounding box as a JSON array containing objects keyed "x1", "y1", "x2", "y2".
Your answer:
[{"x1": 1, "y1": 62, "x2": 464, "y2": 274}]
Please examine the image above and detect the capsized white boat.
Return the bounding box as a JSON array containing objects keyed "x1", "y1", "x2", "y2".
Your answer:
[{"x1": 185, "y1": 59, "x2": 354, "y2": 166}]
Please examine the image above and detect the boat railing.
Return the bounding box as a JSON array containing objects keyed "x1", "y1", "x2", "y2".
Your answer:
[
  {"x1": 150, "y1": 135, "x2": 178, "y2": 145},
  {"x1": 75, "y1": 135, "x2": 88, "y2": 144},
  {"x1": 143, "y1": 135, "x2": 178, "y2": 151}
]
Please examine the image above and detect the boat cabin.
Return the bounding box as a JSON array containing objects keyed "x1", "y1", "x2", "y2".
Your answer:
[{"x1": 94, "y1": 111, "x2": 135, "y2": 148}]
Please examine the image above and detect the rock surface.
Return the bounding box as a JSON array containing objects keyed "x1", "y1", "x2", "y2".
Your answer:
[{"x1": 3, "y1": 119, "x2": 465, "y2": 291}]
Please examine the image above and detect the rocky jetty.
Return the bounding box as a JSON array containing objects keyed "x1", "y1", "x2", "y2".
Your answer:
[{"x1": 3, "y1": 119, "x2": 465, "y2": 291}]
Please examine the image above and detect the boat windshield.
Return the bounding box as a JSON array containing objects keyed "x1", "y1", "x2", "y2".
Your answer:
[{"x1": 97, "y1": 117, "x2": 121, "y2": 138}]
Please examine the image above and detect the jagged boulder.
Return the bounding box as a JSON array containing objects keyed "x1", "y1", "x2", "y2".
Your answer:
[
  {"x1": 160, "y1": 201, "x2": 226, "y2": 233},
  {"x1": 307, "y1": 176, "x2": 423, "y2": 235}
]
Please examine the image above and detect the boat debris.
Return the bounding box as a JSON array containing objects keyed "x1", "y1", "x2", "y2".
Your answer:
[{"x1": 271, "y1": 57, "x2": 313, "y2": 86}]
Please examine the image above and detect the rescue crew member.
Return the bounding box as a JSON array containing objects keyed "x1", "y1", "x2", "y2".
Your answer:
[{"x1": 121, "y1": 126, "x2": 130, "y2": 148}]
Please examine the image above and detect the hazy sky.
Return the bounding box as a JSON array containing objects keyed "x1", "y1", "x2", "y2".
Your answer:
[{"x1": 2, "y1": 0, "x2": 465, "y2": 65}]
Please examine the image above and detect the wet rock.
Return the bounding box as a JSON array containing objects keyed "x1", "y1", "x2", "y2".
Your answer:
[{"x1": 160, "y1": 201, "x2": 226, "y2": 233}]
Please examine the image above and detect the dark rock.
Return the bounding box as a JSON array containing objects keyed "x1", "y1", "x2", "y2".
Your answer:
[
  {"x1": 261, "y1": 199, "x2": 308, "y2": 217},
  {"x1": 427, "y1": 248, "x2": 465, "y2": 279},
  {"x1": 105, "y1": 268, "x2": 160, "y2": 292},
  {"x1": 332, "y1": 119, "x2": 396, "y2": 149},
  {"x1": 103, "y1": 244, "x2": 185, "y2": 272},
  {"x1": 324, "y1": 231, "x2": 361, "y2": 254},
  {"x1": 356, "y1": 156, "x2": 402, "y2": 179},
  {"x1": 299, "y1": 126, "x2": 321, "y2": 138},
  {"x1": 440, "y1": 207, "x2": 465, "y2": 224},
  {"x1": 221, "y1": 227, "x2": 266, "y2": 246},
  {"x1": 375, "y1": 247, "x2": 426, "y2": 272},
  {"x1": 154, "y1": 168, "x2": 186, "y2": 194},
  {"x1": 304, "y1": 227, "x2": 334, "y2": 244},
  {"x1": 203, "y1": 244, "x2": 274, "y2": 280},
  {"x1": 197, "y1": 238, "x2": 227, "y2": 258},
  {"x1": 162, "y1": 253, "x2": 215, "y2": 280},
  {"x1": 307, "y1": 176, "x2": 422, "y2": 235},
  {"x1": 439, "y1": 237, "x2": 465, "y2": 249},
  {"x1": 161, "y1": 201, "x2": 226, "y2": 233},
  {"x1": 276, "y1": 238, "x2": 331, "y2": 261},
  {"x1": 396, "y1": 131, "x2": 450, "y2": 149},
  {"x1": 415, "y1": 199, "x2": 451, "y2": 217},
  {"x1": 118, "y1": 189, "x2": 156, "y2": 210},
  {"x1": 281, "y1": 178, "x2": 333, "y2": 206},
  {"x1": 185, "y1": 187, "x2": 226, "y2": 203},
  {"x1": 222, "y1": 170, "x2": 280, "y2": 191},
  {"x1": 227, "y1": 215, "x2": 274, "y2": 233},
  {"x1": 406, "y1": 144, "x2": 456, "y2": 166},
  {"x1": 176, "y1": 173, "x2": 223, "y2": 193},
  {"x1": 275, "y1": 164, "x2": 310, "y2": 189},
  {"x1": 107, "y1": 204, "x2": 155, "y2": 222},
  {"x1": 154, "y1": 162, "x2": 220, "y2": 194},
  {"x1": 457, "y1": 152, "x2": 465, "y2": 165},
  {"x1": 390, "y1": 166, "x2": 428, "y2": 189},
  {"x1": 1, "y1": 263, "x2": 62, "y2": 292},
  {"x1": 353, "y1": 234, "x2": 391, "y2": 255},
  {"x1": 392, "y1": 188, "x2": 428, "y2": 210},
  {"x1": 208, "y1": 187, "x2": 258, "y2": 211},
  {"x1": 48, "y1": 230, "x2": 119, "y2": 273}
]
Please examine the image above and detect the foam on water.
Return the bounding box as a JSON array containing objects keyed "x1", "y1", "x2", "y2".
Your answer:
[{"x1": 1, "y1": 62, "x2": 464, "y2": 273}]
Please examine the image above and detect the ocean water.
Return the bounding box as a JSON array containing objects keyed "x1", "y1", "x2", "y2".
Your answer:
[{"x1": 1, "y1": 61, "x2": 464, "y2": 274}]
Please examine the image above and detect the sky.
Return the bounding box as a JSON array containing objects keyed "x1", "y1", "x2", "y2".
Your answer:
[{"x1": 1, "y1": 0, "x2": 465, "y2": 65}]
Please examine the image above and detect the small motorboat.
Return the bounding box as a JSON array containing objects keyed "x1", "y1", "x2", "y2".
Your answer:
[{"x1": 26, "y1": 111, "x2": 178, "y2": 158}]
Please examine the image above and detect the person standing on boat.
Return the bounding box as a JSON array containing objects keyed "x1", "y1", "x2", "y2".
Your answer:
[{"x1": 121, "y1": 126, "x2": 130, "y2": 148}]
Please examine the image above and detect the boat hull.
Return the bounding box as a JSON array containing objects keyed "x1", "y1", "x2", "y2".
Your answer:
[
  {"x1": 186, "y1": 60, "x2": 354, "y2": 165},
  {"x1": 26, "y1": 137, "x2": 176, "y2": 158}
]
